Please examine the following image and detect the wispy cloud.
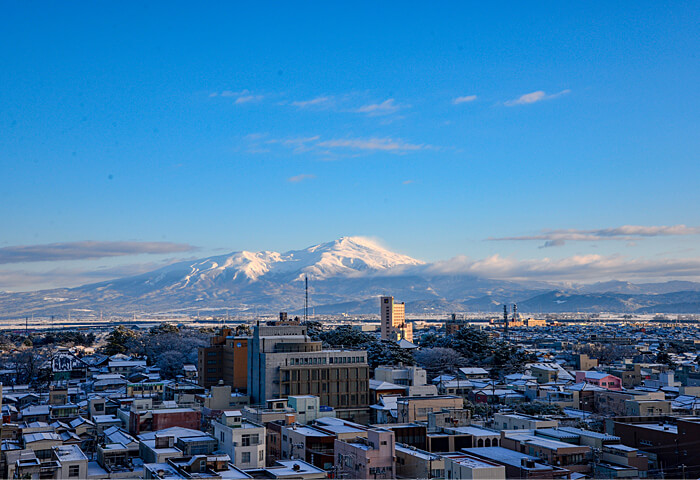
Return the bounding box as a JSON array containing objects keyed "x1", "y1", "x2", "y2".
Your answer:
[
  {"x1": 354, "y1": 99, "x2": 403, "y2": 116},
  {"x1": 235, "y1": 95, "x2": 264, "y2": 104},
  {"x1": 246, "y1": 134, "x2": 431, "y2": 156},
  {"x1": 504, "y1": 89, "x2": 570, "y2": 106},
  {"x1": 317, "y1": 137, "x2": 427, "y2": 152},
  {"x1": 210, "y1": 90, "x2": 250, "y2": 98},
  {"x1": 490, "y1": 224, "x2": 700, "y2": 248},
  {"x1": 453, "y1": 95, "x2": 477, "y2": 104},
  {"x1": 0, "y1": 259, "x2": 193, "y2": 292},
  {"x1": 287, "y1": 174, "x2": 316, "y2": 183},
  {"x1": 0, "y1": 241, "x2": 198, "y2": 264},
  {"x1": 291, "y1": 96, "x2": 333, "y2": 108},
  {"x1": 210, "y1": 89, "x2": 265, "y2": 104},
  {"x1": 425, "y1": 253, "x2": 700, "y2": 282},
  {"x1": 403, "y1": 180, "x2": 414, "y2": 185}
]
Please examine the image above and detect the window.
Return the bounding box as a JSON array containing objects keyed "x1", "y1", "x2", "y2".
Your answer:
[
  {"x1": 242, "y1": 434, "x2": 258, "y2": 446},
  {"x1": 68, "y1": 465, "x2": 80, "y2": 478},
  {"x1": 241, "y1": 452, "x2": 251, "y2": 464},
  {"x1": 259, "y1": 450, "x2": 264, "y2": 461}
]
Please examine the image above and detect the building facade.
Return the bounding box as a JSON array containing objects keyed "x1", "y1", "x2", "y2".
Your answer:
[
  {"x1": 380, "y1": 296, "x2": 413, "y2": 342},
  {"x1": 197, "y1": 328, "x2": 248, "y2": 391},
  {"x1": 248, "y1": 324, "x2": 370, "y2": 414}
]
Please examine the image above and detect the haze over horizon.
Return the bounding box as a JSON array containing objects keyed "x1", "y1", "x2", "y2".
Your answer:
[{"x1": 2, "y1": 2, "x2": 699, "y2": 291}]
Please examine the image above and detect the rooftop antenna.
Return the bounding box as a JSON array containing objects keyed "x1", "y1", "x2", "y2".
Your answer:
[{"x1": 304, "y1": 275, "x2": 309, "y2": 323}]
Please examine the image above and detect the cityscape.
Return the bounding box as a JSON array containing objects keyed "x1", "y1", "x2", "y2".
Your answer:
[{"x1": 2, "y1": 2, "x2": 699, "y2": 479}]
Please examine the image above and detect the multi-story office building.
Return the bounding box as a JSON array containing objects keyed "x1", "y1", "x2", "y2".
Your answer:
[
  {"x1": 248, "y1": 324, "x2": 370, "y2": 417},
  {"x1": 197, "y1": 328, "x2": 248, "y2": 391},
  {"x1": 380, "y1": 296, "x2": 413, "y2": 342}
]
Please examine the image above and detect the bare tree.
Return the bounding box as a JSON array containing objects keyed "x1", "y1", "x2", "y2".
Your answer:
[{"x1": 414, "y1": 347, "x2": 468, "y2": 378}]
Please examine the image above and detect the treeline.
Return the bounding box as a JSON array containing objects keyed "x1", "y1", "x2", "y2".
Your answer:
[
  {"x1": 103, "y1": 324, "x2": 209, "y2": 379},
  {"x1": 307, "y1": 323, "x2": 415, "y2": 369},
  {"x1": 0, "y1": 331, "x2": 95, "y2": 350},
  {"x1": 418, "y1": 326, "x2": 537, "y2": 379},
  {"x1": 307, "y1": 322, "x2": 534, "y2": 379}
]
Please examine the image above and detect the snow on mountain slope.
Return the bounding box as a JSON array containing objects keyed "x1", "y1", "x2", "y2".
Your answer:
[{"x1": 142, "y1": 236, "x2": 425, "y2": 289}]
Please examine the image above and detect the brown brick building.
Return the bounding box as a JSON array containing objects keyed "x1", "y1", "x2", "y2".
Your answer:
[{"x1": 198, "y1": 328, "x2": 248, "y2": 391}]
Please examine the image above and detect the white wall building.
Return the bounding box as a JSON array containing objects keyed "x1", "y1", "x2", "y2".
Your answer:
[{"x1": 213, "y1": 410, "x2": 266, "y2": 469}]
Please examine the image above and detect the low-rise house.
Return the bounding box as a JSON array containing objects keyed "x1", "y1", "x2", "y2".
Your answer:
[
  {"x1": 22, "y1": 432, "x2": 63, "y2": 460},
  {"x1": 370, "y1": 395, "x2": 398, "y2": 424},
  {"x1": 20, "y1": 405, "x2": 51, "y2": 423},
  {"x1": 494, "y1": 413, "x2": 558, "y2": 431},
  {"x1": 442, "y1": 452, "x2": 506, "y2": 479},
  {"x1": 128, "y1": 406, "x2": 201, "y2": 435},
  {"x1": 464, "y1": 446, "x2": 572, "y2": 479},
  {"x1": 575, "y1": 371, "x2": 622, "y2": 390},
  {"x1": 287, "y1": 395, "x2": 335, "y2": 425},
  {"x1": 457, "y1": 367, "x2": 490, "y2": 379},
  {"x1": 396, "y1": 396, "x2": 462, "y2": 423},
  {"x1": 53, "y1": 444, "x2": 89, "y2": 479},
  {"x1": 245, "y1": 459, "x2": 326, "y2": 480},
  {"x1": 598, "y1": 444, "x2": 649, "y2": 477},
  {"x1": 625, "y1": 398, "x2": 671, "y2": 416},
  {"x1": 595, "y1": 389, "x2": 665, "y2": 415},
  {"x1": 394, "y1": 444, "x2": 443, "y2": 479},
  {"x1": 501, "y1": 431, "x2": 591, "y2": 474},
  {"x1": 529, "y1": 363, "x2": 575, "y2": 384},
  {"x1": 279, "y1": 424, "x2": 335, "y2": 470},
  {"x1": 334, "y1": 429, "x2": 395, "y2": 480},
  {"x1": 93, "y1": 414, "x2": 122, "y2": 433},
  {"x1": 427, "y1": 426, "x2": 500, "y2": 452}
]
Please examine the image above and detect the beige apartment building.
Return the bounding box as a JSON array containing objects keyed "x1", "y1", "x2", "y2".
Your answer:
[{"x1": 380, "y1": 296, "x2": 413, "y2": 342}]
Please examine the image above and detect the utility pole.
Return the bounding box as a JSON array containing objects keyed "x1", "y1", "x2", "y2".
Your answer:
[{"x1": 304, "y1": 275, "x2": 309, "y2": 324}]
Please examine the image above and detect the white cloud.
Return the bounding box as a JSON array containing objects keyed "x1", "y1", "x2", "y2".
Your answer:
[
  {"x1": 504, "y1": 89, "x2": 570, "y2": 106},
  {"x1": 490, "y1": 224, "x2": 700, "y2": 248},
  {"x1": 210, "y1": 89, "x2": 249, "y2": 97},
  {"x1": 354, "y1": 99, "x2": 403, "y2": 116},
  {"x1": 248, "y1": 134, "x2": 431, "y2": 155},
  {"x1": 291, "y1": 96, "x2": 333, "y2": 108},
  {"x1": 209, "y1": 89, "x2": 264, "y2": 104},
  {"x1": 235, "y1": 95, "x2": 264, "y2": 104},
  {"x1": 318, "y1": 137, "x2": 427, "y2": 152},
  {"x1": 453, "y1": 95, "x2": 477, "y2": 104},
  {"x1": 425, "y1": 253, "x2": 700, "y2": 282},
  {"x1": 287, "y1": 174, "x2": 316, "y2": 183},
  {"x1": 0, "y1": 241, "x2": 197, "y2": 264}
]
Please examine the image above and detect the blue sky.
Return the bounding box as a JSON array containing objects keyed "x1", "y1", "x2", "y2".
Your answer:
[{"x1": 1, "y1": 1, "x2": 699, "y2": 290}]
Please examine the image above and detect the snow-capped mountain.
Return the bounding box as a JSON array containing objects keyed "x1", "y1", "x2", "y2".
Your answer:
[
  {"x1": 148, "y1": 236, "x2": 424, "y2": 288},
  {"x1": 1, "y1": 237, "x2": 699, "y2": 318}
]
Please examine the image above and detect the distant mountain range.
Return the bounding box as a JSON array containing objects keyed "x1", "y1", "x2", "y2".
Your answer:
[{"x1": 1, "y1": 236, "x2": 699, "y2": 319}]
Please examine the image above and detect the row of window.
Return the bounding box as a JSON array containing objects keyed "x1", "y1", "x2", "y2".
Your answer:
[
  {"x1": 283, "y1": 368, "x2": 367, "y2": 382},
  {"x1": 288, "y1": 355, "x2": 365, "y2": 366}
]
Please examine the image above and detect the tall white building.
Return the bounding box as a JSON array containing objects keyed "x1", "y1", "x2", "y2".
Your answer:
[
  {"x1": 380, "y1": 296, "x2": 413, "y2": 342},
  {"x1": 213, "y1": 410, "x2": 266, "y2": 469}
]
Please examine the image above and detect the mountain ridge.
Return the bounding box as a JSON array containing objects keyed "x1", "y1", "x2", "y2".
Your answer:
[{"x1": 0, "y1": 237, "x2": 698, "y2": 318}]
